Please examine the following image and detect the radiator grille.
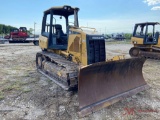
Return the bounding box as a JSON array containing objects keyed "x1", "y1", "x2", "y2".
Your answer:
[{"x1": 88, "y1": 39, "x2": 106, "y2": 64}]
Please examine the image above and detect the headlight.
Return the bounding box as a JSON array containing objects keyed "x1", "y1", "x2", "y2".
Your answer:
[{"x1": 133, "y1": 41, "x2": 137, "y2": 44}]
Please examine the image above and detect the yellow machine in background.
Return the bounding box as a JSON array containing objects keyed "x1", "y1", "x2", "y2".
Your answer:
[
  {"x1": 130, "y1": 22, "x2": 160, "y2": 59},
  {"x1": 36, "y1": 5, "x2": 149, "y2": 117}
]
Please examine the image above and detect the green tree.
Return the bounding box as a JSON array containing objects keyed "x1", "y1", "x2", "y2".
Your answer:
[
  {"x1": 5, "y1": 26, "x2": 10, "y2": 34},
  {"x1": 27, "y1": 28, "x2": 34, "y2": 35},
  {"x1": 0, "y1": 24, "x2": 3, "y2": 34},
  {"x1": 0, "y1": 24, "x2": 18, "y2": 35},
  {"x1": 124, "y1": 33, "x2": 132, "y2": 39}
]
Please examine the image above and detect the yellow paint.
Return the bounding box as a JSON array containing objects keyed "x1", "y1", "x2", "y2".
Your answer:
[
  {"x1": 57, "y1": 71, "x2": 61, "y2": 77},
  {"x1": 67, "y1": 29, "x2": 88, "y2": 66},
  {"x1": 131, "y1": 37, "x2": 144, "y2": 45},
  {"x1": 153, "y1": 44, "x2": 160, "y2": 48},
  {"x1": 107, "y1": 55, "x2": 125, "y2": 61},
  {"x1": 60, "y1": 51, "x2": 69, "y2": 56},
  {"x1": 39, "y1": 36, "x2": 48, "y2": 49},
  {"x1": 157, "y1": 38, "x2": 160, "y2": 45}
]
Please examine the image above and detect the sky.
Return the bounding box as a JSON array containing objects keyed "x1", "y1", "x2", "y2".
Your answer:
[{"x1": 0, "y1": 0, "x2": 160, "y2": 34}]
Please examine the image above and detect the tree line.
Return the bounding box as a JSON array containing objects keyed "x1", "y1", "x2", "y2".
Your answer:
[
  {"x1": 124, "y1": 33, "x2": 132, "y2": 39},
  {"x1": 105, "y1": 33, "x2": 132, "y2": 39},
  {"x1": 0, "y1": 24, "x2": 17, "y2": 34},
  {"x1": 0, "y1": 24, "x2": 34, "y2": 35}
]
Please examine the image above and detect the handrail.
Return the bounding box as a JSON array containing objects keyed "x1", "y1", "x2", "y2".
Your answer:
[
  {"x1": 80, "y1": 26, "x2": 96, "y2": 32},
  {"x1": 69, "y1": 25, "x2": 83, "y2": 31}
]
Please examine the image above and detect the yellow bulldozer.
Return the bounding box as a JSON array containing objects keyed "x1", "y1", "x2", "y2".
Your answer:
[
  {"x1": 36, "y1": 5, "x2": 149, "y2": 117},
  {"x1": 129, "y1": 22, "x2": 160, "y2": 59}
]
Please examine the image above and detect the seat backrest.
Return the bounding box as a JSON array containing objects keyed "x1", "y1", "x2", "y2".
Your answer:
[
  {"x1": 155, "y1": 32, "x2": 159, "y2": 40},
  {"x1": 55, "y1": 24, "x2": 64, "y2": 37},
  {"x1": 55, "y1": 24, "x2": 62, "y2": 30}
]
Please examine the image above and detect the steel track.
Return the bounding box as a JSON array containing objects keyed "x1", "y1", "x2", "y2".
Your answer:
[
  {"x1": 130, "y1": 47, "x2": 160, "y2": 59},
  {"x1": 139, "y1": 50, "x2": 160, "y2": 59},
  {"x1": 36, "y1": 51, "x2": 79, "y2": 91}
]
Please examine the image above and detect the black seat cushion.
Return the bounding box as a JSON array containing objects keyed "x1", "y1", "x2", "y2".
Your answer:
[
  {"x1": 55, "y1": 24, "x2": 62, "y2": 29},
  {"x1": 54, "y1": 24, "x2": 67, "y2": 44}
]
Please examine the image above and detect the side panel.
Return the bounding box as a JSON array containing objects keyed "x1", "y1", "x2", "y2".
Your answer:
[
  {"x1": 67, "y1": 30, "x2": 88, "y2": 66},
  {"x1": 67, "y1": 34, "x2": 82, "y2": 64},
  {"x1": 81, "y1": 33, "x2": 88, "y2": 66},
  {"x1": 131, "y1": 37, "x2": 144, "y2": 45},
  {"x1": 39, "y1": 36, "x2": 48, "y2": 49}
]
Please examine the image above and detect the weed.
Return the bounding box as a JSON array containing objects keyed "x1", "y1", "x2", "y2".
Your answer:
[
  {"x1": 2, "y1": 81, "x2": 21, "y2": 92},
  {"x1": 22, "y1": 89, "x2": 32, "y2": 93},
  {"x1": 46, "y1": 79, "x2": 52, "y2": 84},
  {"x1": 0, "y1": 79, "x2": 10, "y2": 85},
  {"x1": 0, "y1": 92, "x2": 4, "y2": 100}
]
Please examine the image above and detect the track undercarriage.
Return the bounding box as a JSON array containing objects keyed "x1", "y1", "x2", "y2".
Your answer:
[
  {"x1": 129, "y1": 46, "x2": 160, "y2": 59},
  {"x1": 36, "y1": 51, "x2": 79, "y2": 90}
]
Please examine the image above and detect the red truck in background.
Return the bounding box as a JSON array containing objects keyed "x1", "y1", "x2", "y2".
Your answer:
[
  {"x1": 4, "y1": 27, "x2": 28, "y2": 41},
  {"x1": 4, "y1": 27, "x2": 39, "y2": 45}
]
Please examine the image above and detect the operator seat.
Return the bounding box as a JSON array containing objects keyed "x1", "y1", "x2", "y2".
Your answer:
[
  {"x1": 155, "y1": 32, "x2": 159, "y2": 40},
  {"x1": 54, "y1": 24, "x2": 67, "y2": 44}
]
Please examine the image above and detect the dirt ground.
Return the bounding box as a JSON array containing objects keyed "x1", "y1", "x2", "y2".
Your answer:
[{"x1": 0, "y1": 42, "x2": 159, "y2": 120}]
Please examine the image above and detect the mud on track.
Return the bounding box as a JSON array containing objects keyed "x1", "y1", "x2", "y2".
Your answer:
[{"x1": 0, "y1": 42, "x2": 159, "y2": 120}]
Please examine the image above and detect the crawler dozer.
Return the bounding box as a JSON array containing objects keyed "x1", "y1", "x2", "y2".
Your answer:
[
  {"x1": 36, "y1": 5, "x2": 149, "y2": 117},
  {"x1": 129, "y1": 22, "x2": 160, "y2": 59}
]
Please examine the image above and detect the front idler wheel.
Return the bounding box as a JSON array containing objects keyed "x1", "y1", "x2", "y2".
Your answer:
[{"x1": 129, "y1": 47, "x2": 140, "y2": 57}]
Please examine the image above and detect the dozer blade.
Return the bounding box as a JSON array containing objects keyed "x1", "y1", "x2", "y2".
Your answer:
[{"x1": 78, "y1": 57, "x2": 149, "y2": 117}]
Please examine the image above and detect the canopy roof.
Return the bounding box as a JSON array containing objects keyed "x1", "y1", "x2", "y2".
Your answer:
[
  {"x1": 44, "y1": 5, "x2": 79, "y2": 16},
  {"x1": 135, "y1": 22, "x2": 159, "y2": 26}
]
